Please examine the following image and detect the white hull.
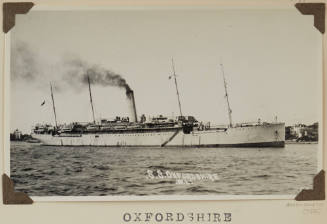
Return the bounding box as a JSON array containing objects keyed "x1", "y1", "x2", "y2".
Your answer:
[{"x1": 31, "y1": 123, "x2": 285, "y2": 148}]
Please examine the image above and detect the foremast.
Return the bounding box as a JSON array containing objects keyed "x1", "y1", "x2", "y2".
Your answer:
[
  {"x1": 50, "y1": 82, "x2": 58, "y2": 128},
  {"x1": 87, "y1": 75, "x2": 96, "y2": 124},
  {"x1": 171, "y1": 58, "x2": 183, "y2": 117}
]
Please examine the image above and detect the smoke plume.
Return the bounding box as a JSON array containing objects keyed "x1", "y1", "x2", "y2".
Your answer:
[
  {"x1": 11, "y1": 41, "x2": 132, "y2": 94},
  {"x1": 62, "y1": 57, "x2": 132, "y2": 93},
  {"x1": 11, "y1": 41, "x2": 42, "y2": 82}
]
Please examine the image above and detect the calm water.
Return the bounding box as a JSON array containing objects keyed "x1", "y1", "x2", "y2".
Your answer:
[{"x1": 10, "y1": 142, "x2": 318, "y2": 196}]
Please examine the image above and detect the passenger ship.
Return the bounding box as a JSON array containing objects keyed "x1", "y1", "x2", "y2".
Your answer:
[{"x1": 31, "y1": 62, "x2": 285, "y2": 147}]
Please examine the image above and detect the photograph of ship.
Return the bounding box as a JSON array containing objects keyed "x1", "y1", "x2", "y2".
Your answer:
[
  {"x1": 8, "y1": 8, "x2": 321, "y2": 198},
  {"x1": 30, "y1": 62, "x2": 285, "y2": 148}
]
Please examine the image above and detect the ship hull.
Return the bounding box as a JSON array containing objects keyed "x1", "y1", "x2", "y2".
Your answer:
[{"x1": 31, "y1": 123, "x2": 285, "y2": 148}]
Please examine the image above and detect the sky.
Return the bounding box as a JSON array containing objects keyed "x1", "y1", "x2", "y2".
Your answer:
[{"x1": 10, "y1": 9, "x2": 322, "y2": 134}]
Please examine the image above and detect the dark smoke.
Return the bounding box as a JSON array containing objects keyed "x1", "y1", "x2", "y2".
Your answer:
[
  {"x1": 11, "y1": 41, "x2": 41, "y2": 82},
  {"x1": 11, "y1": 41, "x2": 132, "y2": 94},
  {"x1": 62, "y1": 57, "x2": 132, "y2": 94}
]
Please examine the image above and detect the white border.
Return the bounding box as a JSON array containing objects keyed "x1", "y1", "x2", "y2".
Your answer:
[
  {"x1": 4, "y1": 32, "x2": 10, "y2": 176},
  {"x1": 3, "y1": 5, "x2": 324, "y2": 202}
]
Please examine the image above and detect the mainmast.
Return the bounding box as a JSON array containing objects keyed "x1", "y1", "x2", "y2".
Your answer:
[
  {"x1": 220, "y1": 63, "x2": 233, "y2": 127},
  {"x1": 50, "y1": 82, "x2": 58, "y2": 128},
  {"x1": 171, "y1": 58, "x2": 183, "y2": 117},
  {"x1": 87, "y1": 75, "x2": 96, "y2": 124}
]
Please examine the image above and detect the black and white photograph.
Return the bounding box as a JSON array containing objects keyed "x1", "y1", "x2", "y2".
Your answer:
[{"x1": 6, "y1": 7, "x2": 322, "y2": 199}]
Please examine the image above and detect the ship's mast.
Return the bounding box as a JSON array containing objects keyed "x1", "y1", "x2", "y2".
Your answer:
[
  {"x1": 50, "y1": 82, "x2": 58, "y2": 128},
  {"x1": 87, "y1": 75, "x2": 96, "y2": 124},
  {"x1": 171, "y1": 58, "x2": 183, "y2": 117},
  {"x1": 220, "y1": 63, "x2": 233, "y2": 127}
]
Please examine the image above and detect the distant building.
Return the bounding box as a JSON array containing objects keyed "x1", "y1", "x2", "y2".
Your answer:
[
  {"x1": 290, "y1": 124, "x2": 306, "y2": 138},
  {"x1": 286, "y1": 123, "x2": 318, "y2": 142},
  {"x1": 13, "y1": 129, "x2": 22, "y2": 140}
]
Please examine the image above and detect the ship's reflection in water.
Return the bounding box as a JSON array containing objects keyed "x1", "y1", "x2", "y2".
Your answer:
[{"x1": 10, "y1": 142, "x2": 317, "y2": 196}]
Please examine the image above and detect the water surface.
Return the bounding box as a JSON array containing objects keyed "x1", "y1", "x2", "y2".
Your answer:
[{"x1": 10, "y1": 142, "x2": 318, "y2": 196}]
